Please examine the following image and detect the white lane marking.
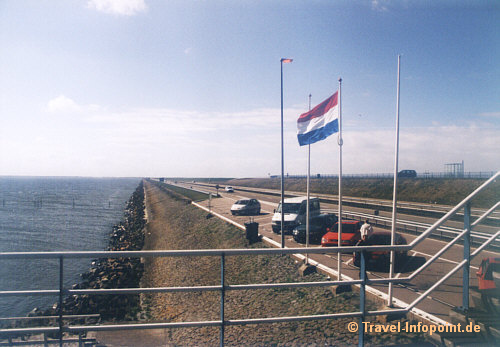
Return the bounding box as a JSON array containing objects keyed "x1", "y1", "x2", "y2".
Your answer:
[{"x1": 411, "y1": 249, "x2": 479, "y2": 270}]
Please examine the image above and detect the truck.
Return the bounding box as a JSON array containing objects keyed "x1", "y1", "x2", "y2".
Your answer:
[{"x1": 271, "y1": 196, "x2": 320, "y2": 234}]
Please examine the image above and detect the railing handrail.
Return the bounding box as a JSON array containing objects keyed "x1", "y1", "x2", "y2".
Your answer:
[
  {"x1": 409, "y1": 171, "x2": 499, "y2": 247},
  {"x1": 0, "y1": 244, "x2": 411, "y2": 259}
]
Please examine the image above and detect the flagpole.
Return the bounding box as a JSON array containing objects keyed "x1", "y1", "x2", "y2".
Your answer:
[
  {"x1": 337, "y1": 77, "x2": 343, "y2": 281},
  {"x1": 280, "y1": 58, "x2": 292, "y2": 248},
  {"x1": 306, "y1": 94, "x2": 312, "y2": 264},
  {"x1": 388, "y1": 55, "x2": 401, "y2": 306}
]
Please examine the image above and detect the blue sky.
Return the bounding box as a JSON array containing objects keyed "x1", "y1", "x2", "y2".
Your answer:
[{"x1": 1, "y1": 0, "x2": 498, "y2": 177}]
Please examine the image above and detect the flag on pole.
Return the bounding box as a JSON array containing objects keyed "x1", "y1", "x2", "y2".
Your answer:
[{"x1": 297, "y1": 91, "x2": 339, "y2": 146}]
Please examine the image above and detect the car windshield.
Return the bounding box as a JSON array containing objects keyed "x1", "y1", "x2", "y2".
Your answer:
[
  {"x1": 235, "y1": 200, "x2": 250, "y2": 205},
  {"x1": 277, "y1": 202, "x2": 301, "y2": 214},
  {"x1": 333, "y1": 223, "x2": 357, "y2": 233}
]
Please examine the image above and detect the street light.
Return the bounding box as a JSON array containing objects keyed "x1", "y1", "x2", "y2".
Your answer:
[{"x1": 280, "y1": 58, "x2": 293, "y2": 248}]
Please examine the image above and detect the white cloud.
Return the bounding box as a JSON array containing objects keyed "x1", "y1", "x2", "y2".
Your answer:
[
  {"x1": 34, "y1": 98, "x2": 500, "y2": 177},
  {"x1": 87, "y1": 0, "x2": 147, "y2": 16},
  {"x1": 47, "y1": 95, "x2": 82, "y2": 113},
  {"x1": 46, "y1": 95, "x2": 104, "y2": 114}
]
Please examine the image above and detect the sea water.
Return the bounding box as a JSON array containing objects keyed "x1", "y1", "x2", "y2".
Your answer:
[{"x1": 0, "y1": 176, "x2": 140, "y2": 318}]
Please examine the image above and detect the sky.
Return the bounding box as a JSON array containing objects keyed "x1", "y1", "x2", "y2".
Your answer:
[{"x1": 0, "y1": 0, "x2": 499, "y2": 178}]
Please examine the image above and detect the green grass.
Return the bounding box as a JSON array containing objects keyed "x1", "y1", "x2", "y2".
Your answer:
[{"x1": 223, "y1": 177, "x2": 499, "y2": 208}]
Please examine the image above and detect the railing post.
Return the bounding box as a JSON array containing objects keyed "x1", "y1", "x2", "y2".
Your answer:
[
  {"x1": 358, "y1": 251, "x2": 366, "y2": 347},
  {"x1": 59, "y1": 255, "x2": 64, "y2": 347},
  {"x1": 463, "y1": 202, "x2": 471, "y2": 310},
  {"x1": 220, "y1": 253, "x2": 225, "y2": 347}
]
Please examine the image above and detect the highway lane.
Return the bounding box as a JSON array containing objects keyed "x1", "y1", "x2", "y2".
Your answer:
[
  {"x1": 178, "y1": 183, "x2": 500, "y2": 323},
  {"x1": 191, "y1": 181, "x2": 500, "y2": 224},
  {"x1": 187, "y1": 181, "x2": 499, "y2": 241}
]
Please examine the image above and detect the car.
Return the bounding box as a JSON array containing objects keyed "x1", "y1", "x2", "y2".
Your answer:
[
  {"x1": 292, "y1": 213, "x2": 337, "y2": 244},
  {"x1": 321, "y1": 220, "x2": 363, "y2": 247},
  {"x1": 230, "y1": 199, "x2": 261, "y2": 216},
  {"x1": 398, "y1": 170, "x2": 417, "y2": 178},
  {"x1": 476, "y1": 257, "x2": 500, "y2": 314},
  {"x1": 271, "y1": 197, "x2": 321, "y2": 234},
  {"x1": 225, "y1": 186, "x2": 234, "y2": 193},
  {"x1": 352, "y1": 230, "x2": 407, "y2": 268}
]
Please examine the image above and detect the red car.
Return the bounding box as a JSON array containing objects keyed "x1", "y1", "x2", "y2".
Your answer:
[
  {"x1": 321, "y1": 220, "x2": 362, "y2": 247},
  {"x1": 352, "y1": 230, "x2": 407, "y2": 268},
  {"x1": 476, "y1": 257, "x2": 500, "y2": 314}
]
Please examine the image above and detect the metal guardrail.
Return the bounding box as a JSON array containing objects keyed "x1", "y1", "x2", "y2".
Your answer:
[
  {"x1": 270, "y1": 171, "x2": 496, "y2": 179},
  {"x1": 1, "y1": 171, "x2": 499, "y2": 347},
  {"x1": 336, "y1": 209, "x2": 500, "y2": 248}
]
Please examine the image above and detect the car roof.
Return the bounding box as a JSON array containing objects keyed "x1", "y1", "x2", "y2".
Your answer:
[
  {"x1": 283, "y1": 196, "x2": 319, "y2": 203},
  {"x1": 335, "y1": 220, "x2": 360, "y2": 225}
]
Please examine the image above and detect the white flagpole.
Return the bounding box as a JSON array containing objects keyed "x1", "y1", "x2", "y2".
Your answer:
[
  {"x1": 306, "y1": 94, "x2": 312, "y2": 264},
  {"x1": 337, "y1": 78, "x2": 343, "y2": 281},
  {"x1": 388, "y1": 55, "x2": 401, "y2": 306}
]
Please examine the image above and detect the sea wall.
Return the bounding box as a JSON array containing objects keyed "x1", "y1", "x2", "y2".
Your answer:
[{"x1": 25, "y1": 180, "x2": 146, "y2": 324}]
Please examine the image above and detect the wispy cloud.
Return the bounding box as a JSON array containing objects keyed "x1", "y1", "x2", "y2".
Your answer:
[
  {"x1": 37, "y1": 96, "x2": 499, "y2": 176},
  {"x1": 371, "y1": 0, "x2": 389, "y2": 12},
  {"x1": 47, "y1": 95, "x2": 102, "y2": 114},
  {"x1": 477, "y1": 111, "x2": 500, "y2": 118},
  {"x1": 47, "y1": 95, "x2": 82, "y2": 113},
  {"x1": 87, "y1": 0, "x2": 147, "y2": 16}
]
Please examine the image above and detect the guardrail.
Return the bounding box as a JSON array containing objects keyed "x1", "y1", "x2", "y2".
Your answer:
[
  {"x1": 335, "y1": 208, "x2": 500, "y2": 249},
  {"x1": 1, "y1": 172, "x2": 499, "y2": 347},
  {"x1": 269, "y1": 171, "x2": 496, "y2": 179}
]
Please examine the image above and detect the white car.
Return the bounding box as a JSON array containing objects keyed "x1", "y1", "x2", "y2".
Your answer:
[
  {"x1": 225, "y1": 186, "x2": 234, "y2": 193},
  {"x1": 231, "y1": 199, "x2": 261, "y2": 216}
]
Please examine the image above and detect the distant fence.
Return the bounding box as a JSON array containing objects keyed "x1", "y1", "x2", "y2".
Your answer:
[{"x1": 270, "y1": 171, "x2": 496, "y2": 180}]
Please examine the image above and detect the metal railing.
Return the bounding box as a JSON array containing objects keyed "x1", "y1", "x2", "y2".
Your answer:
[
  {"x1": 1, "y1": 171, "x2": 499, "y2": 347},
  {"x1": 269, "y1": 171, "x2": 497, "y2": 179}
]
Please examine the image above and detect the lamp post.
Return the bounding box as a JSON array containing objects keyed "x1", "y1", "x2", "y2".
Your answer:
[{"x1": 280, "y1": 58, "x2": 293, "y2": 248}]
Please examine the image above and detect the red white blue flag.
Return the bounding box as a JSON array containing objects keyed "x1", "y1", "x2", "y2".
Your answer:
[{"x1": 297, "y1": 91, "x2": 339, "y2": 146}]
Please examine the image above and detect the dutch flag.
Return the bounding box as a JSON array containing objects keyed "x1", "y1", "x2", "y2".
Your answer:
[{"x1": 297, "y1": 91, "x2": 339, "y2": 146}]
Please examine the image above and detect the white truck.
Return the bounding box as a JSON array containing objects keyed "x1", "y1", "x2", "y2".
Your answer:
[{"x1": 271, "y1": 196, "x2": 321, "y2": 234}]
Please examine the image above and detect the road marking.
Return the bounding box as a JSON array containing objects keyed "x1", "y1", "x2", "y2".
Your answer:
[{"x1": 411, "y1": 249, "x2": 479, "y2": 270}]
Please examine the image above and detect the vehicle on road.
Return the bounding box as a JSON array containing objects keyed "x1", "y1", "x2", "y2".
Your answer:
[
  {"x1": 321, "y1": 220, "x2": 363, "y2": 247},
  {"x1": 398, "y1": 169, "x2": 417, "y2": 178},
  {"x1": 271, "y1": 197, "x2": 320, "y2": 234},
  {"x1": 225, "y1": 186, "x2": 234, "y2": 193},
  {"x1": 292, "y1": 213, "x2": 337, "y2": 243},
  {"x1": 352, "y1": 230, "x2": 407, "y2": 268},
  {"x1": 230, "y1": 199, "x2": 261, "y2": 216},
  {"x1": 476, "y1": 257, "x2": 500, "y2": 314}
]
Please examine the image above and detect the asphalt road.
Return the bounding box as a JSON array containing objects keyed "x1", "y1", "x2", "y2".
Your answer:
[{"x1": 179, "y1": 182, "x2": 500, "y2": 324}]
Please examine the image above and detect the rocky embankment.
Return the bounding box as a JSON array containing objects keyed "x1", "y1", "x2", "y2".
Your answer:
[{"x1": 24, "y1": 180, "x2": 146, "y2": 325}]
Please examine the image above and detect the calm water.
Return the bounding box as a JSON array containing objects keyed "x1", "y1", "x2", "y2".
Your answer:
[{"x1": 0, "y1": 177, "x2": 140, "y2": 318}]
